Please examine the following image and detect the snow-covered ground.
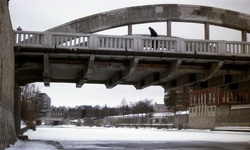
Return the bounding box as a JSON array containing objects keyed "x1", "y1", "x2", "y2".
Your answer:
[{"x1": 6, "y1": 125, "x2": 250, "y2": 149}]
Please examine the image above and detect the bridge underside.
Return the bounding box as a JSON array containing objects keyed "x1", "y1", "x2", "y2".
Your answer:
[{"x1": 15, "y1": 46, "x2": 250, "y2": 90}]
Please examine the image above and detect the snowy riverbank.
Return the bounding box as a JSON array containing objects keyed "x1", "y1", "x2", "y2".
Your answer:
[{"x1": 6, "y1": 125, "x2": 250, "y2": 149}]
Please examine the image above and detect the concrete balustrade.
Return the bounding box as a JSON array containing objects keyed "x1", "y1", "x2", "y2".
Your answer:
[
  {"x1": 14, "y1": 31, "x2": 250, "y2": 56},
  {"x1": 15, "y1": 31, "x2": 43, "y2": 46},
  {"x1": 226, "y1": 42, "x2": 250, "y2": 54},
  {"x1": 98, "y1": 35, "x2": 134, "y2": 50},
  {"x1": 185, "y1": 40, "x2": 218, "y2": 54}
]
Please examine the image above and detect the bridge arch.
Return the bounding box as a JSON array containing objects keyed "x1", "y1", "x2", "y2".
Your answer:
[{"x1": 48, "y1": 4, "x2": 250, "y2": 40}]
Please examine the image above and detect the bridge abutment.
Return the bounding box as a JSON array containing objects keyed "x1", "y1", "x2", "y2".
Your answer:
[
  {"x1": 14, "y1": 83, "x2": 21, "y2": 137},
  {"x1": 0, "y1": 0, "x2": 17, "y2": 149}
]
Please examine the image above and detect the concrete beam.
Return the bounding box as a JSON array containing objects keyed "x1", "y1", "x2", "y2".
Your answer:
[
  {"x1": 106, "y1": 57, "x2": 139, "y2": 89},
  {"x1": 135, "y1": 59, "x2": 182, "y2": 89},
  {"x1": 106, "y1": 71, "x2": 126, "y2": 89},
  {"x1": 202, "y1": 61, "x2": 223, "y2": 81},
  {"x1": 204, "y1": 22, "x2": 209, "y2": 40},
  {"x1": 128, "y1": 25, "x2": 132, "y2": 35},
  {"x1": 135, "y1": 72, "x2": 161, "y2": 89},
  {"x1": 43, "y1": 54, "x2": 50, "y2": 87},
  {"x1": 222, "y1": 79, "x2": 250, "y2": 91},
  {"x1": 76, "y1": 55, "x2": 95, "y2": 88},
  {"x1": 195, "y1": 70, "x2": 250, "y2": 90},
  {"x1": 242, "y1": 30, "x2": 247, "y2": 41},
  {"x1": 238, "y1": 80, "x2": 250, "y2": 89},
  {"x1": 167, "y1": 59, "x2": 182, "y2": 78},
  {"x1": 163, "y1": 73, "x2": 205, "y2": 90},
  {"x1": 167, "y1": 20, "x2": 172, "y2": 37}
]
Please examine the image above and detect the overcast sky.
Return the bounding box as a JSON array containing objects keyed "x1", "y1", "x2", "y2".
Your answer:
[{"x1": 9, "y1": 0, "x2": 250, "y2": 107}]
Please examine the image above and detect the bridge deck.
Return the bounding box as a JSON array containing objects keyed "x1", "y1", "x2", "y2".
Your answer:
[{"x1": 14, "y1": 31, "x2": 250, "y2": 90}]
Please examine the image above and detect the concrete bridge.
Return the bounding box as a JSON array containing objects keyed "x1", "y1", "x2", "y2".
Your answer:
[
  {"x1": 14, "y1": 31, "x2": 250, "y2": 91},
  {"x1": 1, "y1": 2, "x2": 250, "y2": 149},
  {"x1": 14, "y1": 4, "x2": 250, "y2": 91}
]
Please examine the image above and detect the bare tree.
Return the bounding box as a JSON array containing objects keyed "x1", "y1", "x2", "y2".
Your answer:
[
  {"x1": 21, "y1": 84, "x2": 41, "y2": 130},
  {"x1": 132, "y1": 99, "x2": 154, "y2": 115}
]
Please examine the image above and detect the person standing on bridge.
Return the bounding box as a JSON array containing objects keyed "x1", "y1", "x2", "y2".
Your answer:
[
  {"x1": 148, "y1": 27, "x2": 158, "y2": 37},
  {"x1": 148, "y1": 27, "x2": 158, "y2": 49}
]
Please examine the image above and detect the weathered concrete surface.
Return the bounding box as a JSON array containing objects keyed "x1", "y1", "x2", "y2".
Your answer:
[
  {"x1": 215, "y1": 105, "x2": 250, "y2": 127},
  {"x1": 14, "y1": 83, "x2": 21, "y2": 136},
  {"x1": 48, "y1": 4, "x2": 250, "y2": 33},
  {"x1": 0, "y1": 0, "x2": 16, "y2": 149},
  {"x1": 189, "y1": 116, "x2": 215, "y2": 129},
  {"x1": 189, "y1": 105, "x2": 250, "y2": 129}
]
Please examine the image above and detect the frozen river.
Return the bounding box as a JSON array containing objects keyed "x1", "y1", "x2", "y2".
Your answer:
[{"x1": 6, "y1": 126, "x2": 250, "y2": 149}]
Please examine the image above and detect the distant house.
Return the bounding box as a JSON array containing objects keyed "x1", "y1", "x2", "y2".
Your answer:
[
  {"x1": 151, "y1": 103, "x2": 172, "y2": 125},
  {"x1": 43, "y1": 107, "x2": 66, "y2": 125},
  {"x1": 153, "y1": 103, "x2": 168, "y2": 112}
]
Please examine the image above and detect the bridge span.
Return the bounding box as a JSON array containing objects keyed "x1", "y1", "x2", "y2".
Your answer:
[
  {"x1": 14, "y1": 31, "x2": 250, "y2": 90},
  {"x1": 14, "y1": 4, "x2": 250, "y2": 91}
]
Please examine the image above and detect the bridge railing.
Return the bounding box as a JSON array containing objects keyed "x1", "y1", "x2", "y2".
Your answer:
[
  {"x1": 14, "y1": 31, "x2": 250, "y2": 56},
  {"x1": 141, "y1": 37, "x2": 177, "y2": 52},
  {"x1": 51, "y1": 32, "x2": 90, "y2": 48},
  {"x1": 14, "y1": 31, "x2": 91, "y2": 49},
  {"x1": 14, "y1": 31, "x2": 44, "y2": 46},
  {"x1": 98, "y1": 35, "x2": 134, "y2": 50},
  {"x1": 185, "y1": 40, "x2": 218, "y2": 54},
  {"x1": 226, "y1": 41, "x2": 250, "y2": 55}
]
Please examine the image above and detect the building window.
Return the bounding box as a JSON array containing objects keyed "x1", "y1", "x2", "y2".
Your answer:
[
  {"x1": 213, "y1": 92, "x2": 216, "y2": 103},
  {"x1": 209, "y1": 92, "x2": 212, "y2": 103},
  {"x1": 204, "y1": 93, "x2": 206, "y2": 104},
  {"x1": 198, "y1": 93, "x2": 200, "y2": 104},
  {"x1": 229, "y1": 92, "x2": 233, "y2": 102},
  {"x1": 190, "y1": 95, "x2": 193, "y2": 105},
  {"x1": 226, "y1": 92, "x2": 229, "y2": 102},
  {"x1": 201, "y1": 93, "x2": 203, "y2": 104}
]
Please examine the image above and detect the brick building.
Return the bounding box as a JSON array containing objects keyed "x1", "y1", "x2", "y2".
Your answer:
[{"x1": 189, "y1": 88, "x2": 250, "y2": 129}]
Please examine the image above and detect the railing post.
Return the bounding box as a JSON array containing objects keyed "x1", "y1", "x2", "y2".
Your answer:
[
  {"x1": 13, "y1": 31, "x2": 18, "y2": 44},
  {"x1": 89, "y1": 34, "x2": 98, "y2": 49},
  {"x1": 43, "y1": 32, "x2": 53, "y2": 47},
  {"x1": 217, "y1": 41, "x2": 227, "y2": 55},
  {"x1": 176, "y1": 38, "x2": 185, "y2": 53},
  {"x1": 133, "y1": 36, "x2": 142, "y2": 51}
]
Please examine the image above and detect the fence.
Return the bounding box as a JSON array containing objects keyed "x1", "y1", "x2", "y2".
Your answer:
[{"x1": 14, "y1": 31, "x2": 250, "y2": 56}]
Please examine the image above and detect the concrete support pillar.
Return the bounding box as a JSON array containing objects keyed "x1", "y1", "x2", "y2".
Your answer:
[
  {"x1": 14, "y1": 82, "x2": 21, "y2": 135},
  {"x1": 242, "y1": 30, "x2": 247, "y2": 41},
  {"x1": 167, "y1": 20, "x2": 172, "y2": 37},
  {"x1": 242, "y1": 30, "x2": 247, "y2": 53},
  {"x1": 204, "y1": 22, "x2": 210, "y2": 40},
  {"x1": 128, "y1": 24, "x2": 132, "y2": 35}
]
